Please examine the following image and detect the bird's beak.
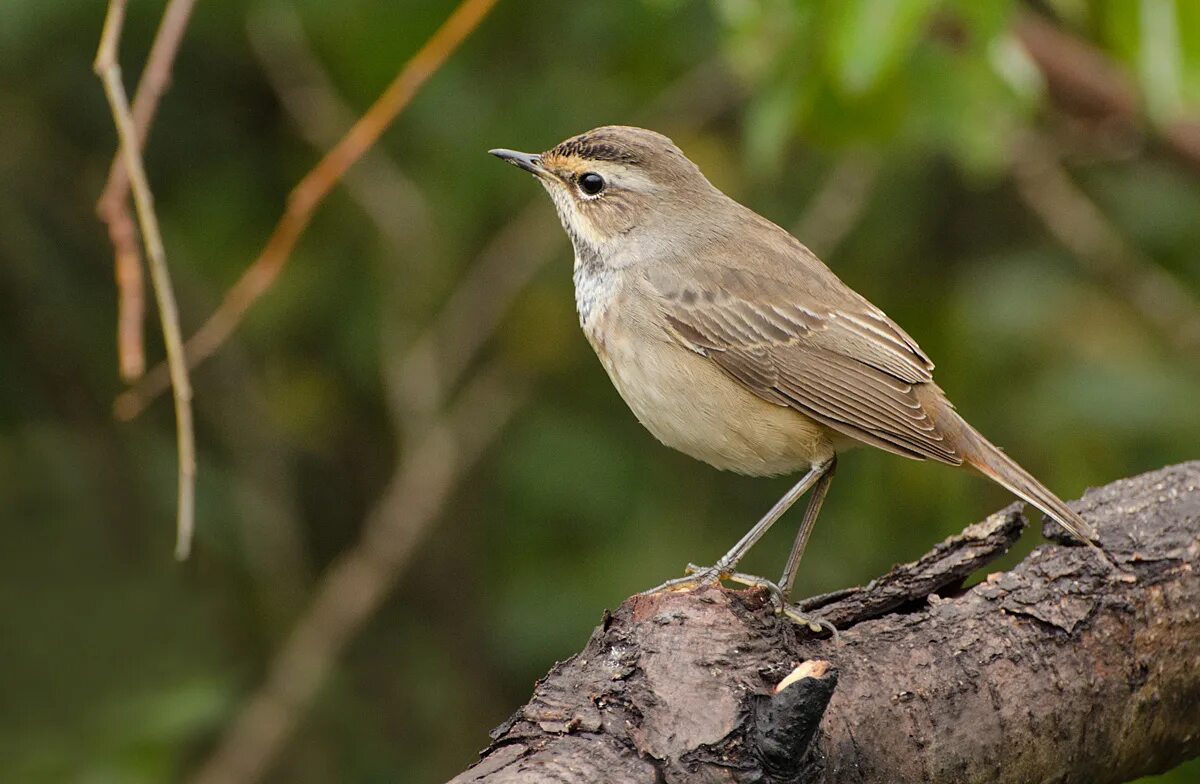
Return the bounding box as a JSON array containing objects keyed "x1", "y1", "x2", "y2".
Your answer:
[{"x1": 489, "y1": 148, "x2": 546, "y2": 177}]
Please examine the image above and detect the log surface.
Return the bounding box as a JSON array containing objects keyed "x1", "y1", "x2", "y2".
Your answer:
[{"x1": 449, "y1": 462, "x2": 1200, "y2": 784}]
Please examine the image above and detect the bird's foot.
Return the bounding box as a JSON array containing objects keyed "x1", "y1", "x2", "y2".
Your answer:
[
  {"x1": 724, "y1": 570, "x2": 839, "y2": 640},
  {"x1": 638, "y1": 562, "x2": 729, "y2": 596},
  {"x1": 640, "y1": 565, "x2": 839, "y2": 639},
  {"x1": 780, "y1": 605, "x2": 840, "y2": 640}
]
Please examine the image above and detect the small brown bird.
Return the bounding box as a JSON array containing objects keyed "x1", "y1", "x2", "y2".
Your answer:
[{"x1": 491, "y1": 126, "x2": 1102, "y2": 618}]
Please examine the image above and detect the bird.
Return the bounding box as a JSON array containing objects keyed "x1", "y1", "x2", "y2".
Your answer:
[{"x1": 490, "y1": 125, "x2": 1105, "y2": 623}]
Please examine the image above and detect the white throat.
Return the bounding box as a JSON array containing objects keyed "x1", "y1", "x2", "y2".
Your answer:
[
  {"x1": 542, "y1": 182, "x2": 622, "y2": 330},
  {"x1": 572, "y1": 252, "x2": 618, "y2": 329}
]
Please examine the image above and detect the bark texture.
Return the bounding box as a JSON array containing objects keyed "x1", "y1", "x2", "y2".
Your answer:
[{"x1": 449, "y1": 462, "x2": 1200, "y2": 784}]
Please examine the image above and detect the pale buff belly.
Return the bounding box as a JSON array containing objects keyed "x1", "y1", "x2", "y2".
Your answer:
[{"x1": 585, "y1": 313, "x2": 835, "y2": 477}]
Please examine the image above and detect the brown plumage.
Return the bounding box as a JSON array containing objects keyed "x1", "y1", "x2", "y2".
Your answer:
[{"x1": 490, "y1": 125, "x2": 1103, "y2": 612}]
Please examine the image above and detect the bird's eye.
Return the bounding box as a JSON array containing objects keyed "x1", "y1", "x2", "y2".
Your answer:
[{"x1": 578, "y1": 172, "x2": 605, "y2": 196}]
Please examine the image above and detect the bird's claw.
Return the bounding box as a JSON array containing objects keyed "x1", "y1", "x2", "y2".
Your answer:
[
  {"x1": 642, "y1": 566, "x2": 839, "y2": 640},
  {"x1": 722, "y1": 571, "x2": 840, "y2": 640},
  {"x1": 639, "y1": 563, "x2": 728, "y2": 595},
  {"x1": 780, "y1": 605, "x2": 840, "y2": 640}
]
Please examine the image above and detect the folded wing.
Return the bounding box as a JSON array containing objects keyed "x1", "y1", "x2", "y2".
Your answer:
[{"x1": 649, "y1": 263, "x2": 963, "y2": 465}]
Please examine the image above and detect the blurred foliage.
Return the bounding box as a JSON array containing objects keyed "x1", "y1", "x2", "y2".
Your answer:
[{"x1": 0, "y1": 0, "x2": 1198, "y2": 782}]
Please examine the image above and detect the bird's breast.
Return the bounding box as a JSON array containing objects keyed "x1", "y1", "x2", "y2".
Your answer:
[{"x1": 576, "y1": 275, "x2": 835, "y2": 477}]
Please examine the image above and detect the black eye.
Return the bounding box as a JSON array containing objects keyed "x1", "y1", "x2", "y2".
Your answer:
[{"x1": 578, "y1": 172, "x2": 605, "y2": 195}]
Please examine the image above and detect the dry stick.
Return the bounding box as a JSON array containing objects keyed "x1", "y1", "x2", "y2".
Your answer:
[
  {"x1": 107, "y1": 208, "x2": 146, "y2": 381},
  {"x1": 94, "y1": 0, "x2": 196, "y2": 559},
  {"x1": 188, "y1": 364, "x2": 526, "y2": 784},
  {"x1": 96, "y1": 0, "x2": 200, "y2": 381},
  {"x1": 1013, "y1": 136, "x2": 1200, "y2": 363},
  {"x1": 113, "y1": 0, "x2": 501, "y2": 422}
]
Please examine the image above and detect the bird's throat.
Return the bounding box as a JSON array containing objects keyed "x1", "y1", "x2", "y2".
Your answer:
[{"x1": 573, "y1": 250, "x2": 617, "y2": 331}]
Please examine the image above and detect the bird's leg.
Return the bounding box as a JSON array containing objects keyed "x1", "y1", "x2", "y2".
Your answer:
[
  {"x1": 779, "y1": 456, "x2": 836, "y2": 601},
  {"x1": 641, "y1": 461, "x2": 830, "y2": 595}
]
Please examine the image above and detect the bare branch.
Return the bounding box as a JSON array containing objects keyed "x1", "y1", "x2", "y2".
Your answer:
[
  {"x1": 94, "y1": 0, "x2": 196, "y2": 559},
  {"x1": 97, "y1": 0, "x2": 200, "y2": 207},
  {"x1": 113, "y1": 0, "x2": 501, "y2": 421},
  {"x1": 96, "y1": 0, "x2": 200, "y2": 381},
  {"x1": 108, "y1": 206, "x2": 146, "y2": 381},
  {"x1": 450, "y1": 463, "x2": 1200, "y2": 783}
]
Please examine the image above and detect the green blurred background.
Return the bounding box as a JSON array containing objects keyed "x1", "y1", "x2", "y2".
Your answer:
[{"x1": 2, "y1": 0, "x2": 1198, "y2": 781}]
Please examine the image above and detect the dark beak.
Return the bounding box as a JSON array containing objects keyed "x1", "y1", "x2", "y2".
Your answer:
[{"x1": 489, "y1": 148, "x2": 545, "y2": 176}]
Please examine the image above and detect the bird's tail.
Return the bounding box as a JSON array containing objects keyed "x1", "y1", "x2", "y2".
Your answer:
[{"x1": 955, "y1": 422, "x2": 1099, "y2": 545}]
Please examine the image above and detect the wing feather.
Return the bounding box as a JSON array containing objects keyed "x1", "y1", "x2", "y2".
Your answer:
[{"x1": 653, "y1": 265, "x2": 961, "y2": 466}]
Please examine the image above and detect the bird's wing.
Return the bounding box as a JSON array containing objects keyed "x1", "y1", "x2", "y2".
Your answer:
[{"x1": 647, "y1": 261, "x2": 963, "y2": 465}]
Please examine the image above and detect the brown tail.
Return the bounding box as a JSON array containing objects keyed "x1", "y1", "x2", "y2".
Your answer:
[{"x1": 956, "y1": 423, "x2": 1099, "y2": 545}]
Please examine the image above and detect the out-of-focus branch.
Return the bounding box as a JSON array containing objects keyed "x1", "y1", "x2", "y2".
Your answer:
[
  {"x1": 113, "y1": 0, "x2": 501, "y2": 422},
  {"x1": 1013, "y1": 134, "x2": 1200, "y2": 363},
  {"x1": 1015, "y1": 10, "x2": 1200, "y2": 171},
  {"x1": 246, "y1": 1, "x2": 432, "y2": 253},
  {"x1": 791, "y1": 155, "x2": 878, "y2": 258},
  {"x1": 94, "y1": 0, "x2": 196, "y2": 559},
  {"x1": 95, "y1": 0, "x2": 199, "y2": 381},
  {"x1": 394, "y1": 202, "x2": 560, "y2": 425},
  {"x1": 107, "y1": 206, "x2": 145, "y2": 381},
  {"x1": 97, "y1": 0, "x2": 200, "y2": 205},
  {"x1": 187, "y1": 362, "x2": 526, "y2": 784}
]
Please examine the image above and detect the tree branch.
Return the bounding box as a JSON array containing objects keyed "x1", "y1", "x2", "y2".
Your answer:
[
  {"x1": 1015, "y1": 10, "x2": 1200, "y2": 171},
  {"x1": 94, "y1": 0, "x2": 196, "y2": 559},
  {"x1": 95, "y1": 0, "x2": 199, "y2": 381},
  {"x1": 449, "y1": 462, "x2": 1200, "y2": 783},
  {"x1": 113, "y1": 0, "x2": 501, "y2": 422}
]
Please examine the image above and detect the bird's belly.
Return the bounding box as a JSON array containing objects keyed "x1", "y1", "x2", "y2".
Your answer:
[{"x1": 588, "y1": 318, "x2": 834, "y2": 477}]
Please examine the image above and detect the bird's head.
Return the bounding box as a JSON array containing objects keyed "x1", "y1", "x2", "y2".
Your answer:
[{"x1": 490, "y1": 125, "x2": 717, "y2": 260}]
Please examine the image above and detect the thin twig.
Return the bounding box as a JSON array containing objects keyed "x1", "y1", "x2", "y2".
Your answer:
[
  {"x1": 113, "y1": 0, "x2": 500, "y2": 422},
  {"x1": 94, "y1": 0, "x2": 196, "y2": 558},
  {"x1": 108, "y1": 206, "x2": 146, "y2": 381},
  {"x1": 96, "y1": 0, "x2": 200, "y2": 381},
  {"x1": 1013, "y1": 134, "x2": 1200, "y2": 363},
  {"x1": 98, "y1": 0, "x2": 201, "y2": 206}
]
